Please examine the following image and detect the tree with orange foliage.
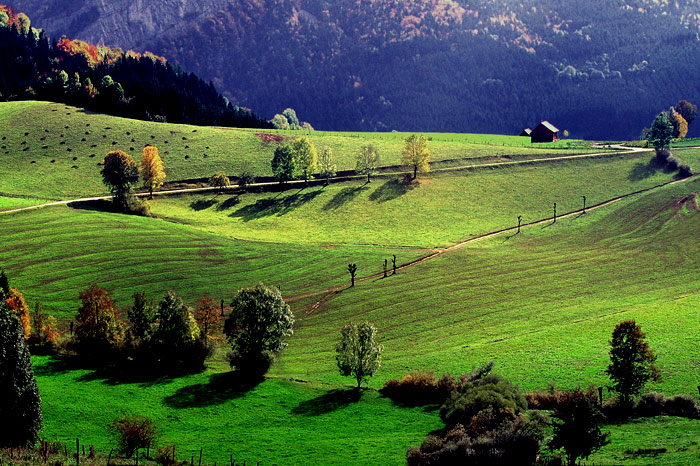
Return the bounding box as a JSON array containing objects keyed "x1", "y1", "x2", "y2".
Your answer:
[
  {"x1": 194, "y1": 294, "x2": 221, "y2": 338},
  {"x1": 6, "y1": 288, "x2": 30, "y2": 340},
  {"x1": 140, "y1": 146, "x2": 166, "y2": 199},
  {"x1": 669, "y1": 108, "x2": 688, "y2": 138},
  {"x1": 75, "y1": 284, "x2": 125, "y2": 353}
]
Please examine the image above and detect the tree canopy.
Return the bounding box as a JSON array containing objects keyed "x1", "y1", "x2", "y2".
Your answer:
[
  {"x1": 140, "y1": 146, "x2": 166, "y2": 199},
  {"x1": 291, "y1": 137, "x2": 318, "y2": 183},
  {"x1": 401, "y1": 134, "x2": 431, "y2": 179},
  {"x1": 647, "y1": 113, "x2": 674, "y2": 152},
  {"x1": 355, "y1": 145, "x2": 379, "y2": 183},
  {"x1": 102, "y1": 150, "x2": 139, "y2": 208},
  {"x1": 271, "y1": 144, "x2": 296, "y2": 184},
  {"x1": 335, "y1": 321, "x2": 383, "y2": 388}
]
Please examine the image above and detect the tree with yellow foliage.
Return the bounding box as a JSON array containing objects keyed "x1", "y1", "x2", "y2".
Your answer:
[
  {"x1": 401, "y1": 134, "x2": 431, "y2": 179},
  {"x1": 140, "y1": 146, "x2": 166, "y2": 199}
]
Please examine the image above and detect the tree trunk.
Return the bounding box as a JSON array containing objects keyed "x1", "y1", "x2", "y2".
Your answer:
[
  {"x1": 367, "y1": 172, "x2": 370, "y2": 183},
  {"x1": 413, "y1": 165, "x2": 417, "y2": 179}
]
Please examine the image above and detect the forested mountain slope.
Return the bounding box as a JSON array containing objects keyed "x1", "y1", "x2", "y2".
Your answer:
[{"x1": 8, "y1": 0, "x2": 700, "y2": 139}]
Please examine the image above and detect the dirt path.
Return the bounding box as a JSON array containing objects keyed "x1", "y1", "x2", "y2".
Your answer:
[
  {"x1": 292, "y1": 174, "x2": 693, "y2": 317},
  {"x1": 0, "y1": 144, "x2": 652, "y2": 216}
]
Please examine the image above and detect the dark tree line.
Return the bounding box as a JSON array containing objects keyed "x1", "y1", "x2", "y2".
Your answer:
[{"x1": 0, "y1": 11, "x2": 272, "y2": 129}]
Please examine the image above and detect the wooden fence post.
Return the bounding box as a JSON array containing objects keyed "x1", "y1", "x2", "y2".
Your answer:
[{"x1": 76, "y1": 438, "x2": 79, "y2": 466}]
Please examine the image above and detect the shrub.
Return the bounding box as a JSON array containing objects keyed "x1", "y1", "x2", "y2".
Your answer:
[
  {"x1": 154, "y1": 444, "x2": 177, "y2": 466},
  {"x1": 380, "y1": 369, "x2": 455, "y2": 406},
  {"x1": 663, "y1": 395, "x2": 700, "y2": 419},
  {"x1": 108, "y1": 414, "x2": 157, "y2": 458},
  {"x1": 636, "y1": 392, "x2": 665, "y2": 417},
  {"x1": 440, "y1": 373, "x2": 527, "y2": 428}
]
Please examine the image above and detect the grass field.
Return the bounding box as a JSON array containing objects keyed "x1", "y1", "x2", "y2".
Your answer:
[
  {"x1": 0, "y1": 101, "x2": 609, "y2": 199},
  {"x1": 2, "y1": 101, "x2": 700, "y2": 465}
]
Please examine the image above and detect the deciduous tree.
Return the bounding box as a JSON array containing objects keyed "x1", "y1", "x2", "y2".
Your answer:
[
  {"x1": 109, "y1": 414, "x2": 157, "y2": 459},
  {"x1": 127, "y1": 291, "x2": 155, "y2": 341},
  {"x1": 605, "y1": 320, "x2": 661, "y2": 405},
  {"x1": 292, "y1": 136, "x2": 318, "y2": 184},
  {"x1": 355, "y1": 145, "x2": 379, "y2": 183},
  {"x1": 318, "y1": 147, "x2": 336, "y2": 185},
  {"x1": 401, "y1": 134, "x2": 431, "y2": 179},
  {"x1": 75, "y1": 284, "x2": 125, "y2": 353},
  {"x1": 209, "y1": 172, "x2": 230, "y2": 192},
  {"x1": 271, "y1": 144, "x2": 296, "y2": 184},
  {"x1": 194, "y1": 294, "x2": 220, "y2": 338},
  {"x1": 0, "y1": 298, "x2": 42, "y2": 448},
  {"x1": 102, "y1": 150, "x2": 139, "y2": 209},
  {"x1": 224, "y1": 284, "x2": 294, "y2": 375},
  {"x1": 549, "y1": 389, "x2": 610, "y2": 466},
  {"x1": 140, "y1": 146, "x2": 166, "y2": 199},
  {"x1": 647, "y1": 113, "x2": 673, "y2": 154},
  {"x1": 6, "y1": 287, "x2": 30, "y2": 340},
  {"x1": 675, "y1": 99, "x2": 697, "y2": 126},
  {"x1": 336, "y1": 321, "x2": 383, "y2": 389}
]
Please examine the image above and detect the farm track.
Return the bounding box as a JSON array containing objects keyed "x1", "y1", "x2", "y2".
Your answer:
[
  {"x1": 291, "y1": 172, "x2": 694, "y2": 317},
  {"x1": 0, "y1": 144, "x2": 653, "y2": 215}
]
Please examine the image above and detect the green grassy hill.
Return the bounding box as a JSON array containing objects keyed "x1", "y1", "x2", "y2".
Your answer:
[{"x1": 2, "y1": 102, "x2": 700, "y2": 465}]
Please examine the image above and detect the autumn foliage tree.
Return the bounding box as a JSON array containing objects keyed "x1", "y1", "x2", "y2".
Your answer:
[
  {"x1": 209, "y1": 172, "x2": 231, "y2": 192},
  {"x1": 194, "y1": 294, "x2": 221, "y2": 339},
  {"x1": 140, "y1": 146, "x2": 166, "y2": 199},
  {"x1": 102, "y1": 150, "x2": 139, "y2": 209},
  {"x1": 75, "y1": 284, "x2": 125, "y2": 354},
  {"x1": 401, "y1": 134, "x2": 431, "y2": 179},
  {"x1": 6, "y1": 287, "x2": 30, "y2": 340}
]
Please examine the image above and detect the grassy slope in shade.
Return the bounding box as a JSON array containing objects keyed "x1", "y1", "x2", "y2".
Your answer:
[
  {"x1": 151, "y1": 153, "x2": 679, "y2": 248},
  {"x1": 0, "y1": 101, "x2": 603, "y2": 199}
]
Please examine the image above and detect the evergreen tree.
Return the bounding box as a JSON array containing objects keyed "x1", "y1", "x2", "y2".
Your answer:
[{"x1": 0, "y1": 297, "x2": 42, "y2": 447}]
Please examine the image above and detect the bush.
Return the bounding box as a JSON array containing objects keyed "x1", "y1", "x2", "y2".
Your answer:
[
  {"x1": 440, "y1": 373, "x2": 527, "y2": 428},
  {"x1": 380, "y1": 369, "x2": 456, "y2": 406},
  {"x1": 663, "y1": 395, "x2": 700, "y2": 419},
  {"x1": 108, "y1": 414, "x2": 157, "y2": 458},
  {"x1": 154, "y1": 444, "x2": 177, "y2": 466},
  {"x1": 636, "y1": 392, "x2": 665, "y2": 417}
]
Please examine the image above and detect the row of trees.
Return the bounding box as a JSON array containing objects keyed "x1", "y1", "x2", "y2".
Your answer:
[{"x1": 270, "y1": 133, "x2": 432, "y2": 185}]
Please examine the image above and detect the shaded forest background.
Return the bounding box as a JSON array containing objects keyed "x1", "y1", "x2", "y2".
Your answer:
[{"x1": 6, "y1": 0, "x2": 700, "y2": 139}]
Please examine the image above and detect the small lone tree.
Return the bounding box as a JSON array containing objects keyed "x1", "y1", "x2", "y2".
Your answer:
[
  {"x1": 549, "y1": 389, "x2": 610, "y2": 466},
  {"x1": 109, "y1": 414, "x2": 157, "y2": 460},
  {"x1": 102, "y1": 150, "x2": 139, "y2": 209},
  {"x1": 605, "y1": 320, "x2": 661, "y2": 405},
  {"x1": 401, "y1": 134, "x2": 431, "y2": 179},
  {"x1": 271, "y1": 144, "x2": 296, "y2": 184},
  {"x1": 224, "y1": 284, "x2": 294, "y2": 375},
  {"x1": 318, "y1": 146, "x2": 336, "y2": 185},
  {"x1": 0, "y1": 296, "x2": 43, "y2": 447},
  {"x1": 347, "y1": 263, "x2": 357, "y2": 287},
  {"x1": 336, "y1": 321, "x2": 383, "y2": 389},
  {"x1": 209, "y1": 172, "x2": 230, "y2": 193},
  {"x1": 355, "y1": 145, "x2": 379, "y2": 183},
  {"x1": 140, "y1": 146, "x2": 166, "y2": 199},
  {"x1": 238, "y1": 162, "x2": 255, "y2": 192},
  {"x1": 292, "y1": 136, "x2": 317, "y2": 184}
]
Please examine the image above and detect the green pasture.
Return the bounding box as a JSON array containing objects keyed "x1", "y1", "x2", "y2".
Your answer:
[
  {"x1": 151, "y1": 153, "x2": 678, "y2": 248},
  {"x1": 0, "y1": 206, "x2": 426, "y2": 322},
  {"x1": 0, "y1": 101, "x2": 607, "y2": 199}
]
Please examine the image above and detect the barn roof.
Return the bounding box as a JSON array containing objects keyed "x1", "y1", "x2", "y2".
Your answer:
[
  {"x1": 520, "y1": 128, "x2": 532, "y2": 136},
  {"x1": 537, "y1": 121, "x2": 559, "y2": 133}
]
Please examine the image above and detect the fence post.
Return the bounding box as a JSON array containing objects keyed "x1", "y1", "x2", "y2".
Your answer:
[
  {"x1": 76, "y1": 438, "x2": 79, "y2": 466},
  {"x1": 199, "y1": 448, "x2": 203, "y2": 466}
]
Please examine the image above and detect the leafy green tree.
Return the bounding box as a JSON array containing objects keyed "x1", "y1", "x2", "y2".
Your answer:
[
  {"x1": 102, "y1": 150, "x2": 139, "y2": 209},
  {"x1": 224, "y1": 284, "x2": 294, "y2": 375},
  {"x1": 152, "y1": 291, "x2": 199, "y2": 348},
  {"x1": 271, "y1": 144, "x2": 296, "y2": 184},
  {"x1": 271, "y1": 114, "x2": 289, "y2": 130},
  {"x1": 0, "y1": 297, "x2": 43, "y2": 447},
  {"x1": 292, "y1": 137, "x2": 318, "y2": 184},
  {"x1": 318, "y1": 147, "x2": 336, "y2": 185},
  {"x1": 355, "y1": 144, "x2": 379, "y2": 183},
  {"x1": 675, "y1": 99, "x2": 697, "y2": 126},
  {"x1": 127, "y1": 291, "x2": 156, "y2": 341},
  {"x1": 336, "y1": 321, "x2": 383, "y2": 389},
  {"x1": 238, "y1": 162, "x2": 255, "y2": 192},
  {"x1": 605, "y1": 320, "x2": 661, "y2": 405},
  {"x1": 401, "y1": 134, "x2": 431, "y2": 179},
  {"x1": 75, "y1": 284, "x2": 125, "y2": 353},
  {"x1": 646, "y1": 113, "x2": 673, "y2": 153},
  {"x1": 549, "y1": 389, "x2": 610, "y2": 466},
  {"x1": 282, "y1": 108, "x2": 300, "y2": 129}
]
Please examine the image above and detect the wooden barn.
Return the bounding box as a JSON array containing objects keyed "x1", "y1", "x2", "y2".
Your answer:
[
  {"x1": 519, "y1": 128, "x2": 532, "y2": 137},
  {"x1": 530, "y1": 121, "x2": 559, "y2": 143}
]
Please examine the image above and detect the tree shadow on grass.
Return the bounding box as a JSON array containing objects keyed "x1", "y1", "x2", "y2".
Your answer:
[
  {"x1": 369, "y1": 178, "x2": 415, "y2": 203},
  {"x1": 215, "y1": 195, "x2": 240, "y2": 211},
  {"x1": 323, "y1": 184, "x2": 369, "y2": 210},
  {"x1": 163, "y1": 371, "x2": 264, "y2": 408},
  {"x1": 67, "y1": 199, "x2": 119, "y2": 213},
  {"x1": 291, "y1": 388, "x2": 362, "y2": 416},
  {"x1": 230, "y1": 189, "x2": 322, "y2": 221},
  {"x1": 190, "y1": 199, "x2": 217, "y2": 211},
  {"x1": 628, "y1": 157, "x2": 665, "y2": 181}
]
